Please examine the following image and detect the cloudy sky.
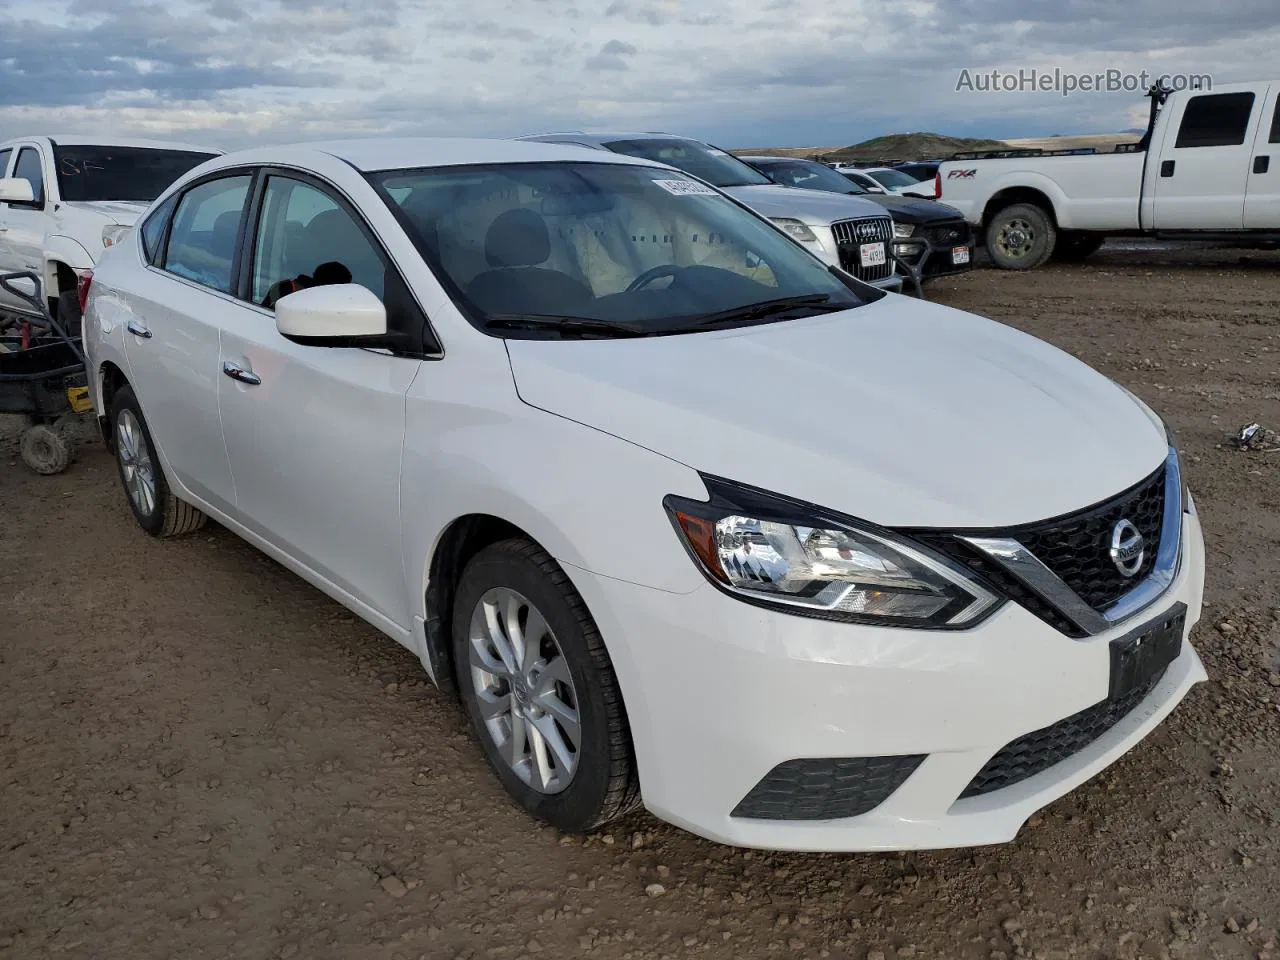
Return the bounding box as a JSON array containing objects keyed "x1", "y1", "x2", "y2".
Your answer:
[{"x1": 1, "y1": 0, "x2": 1277, "y2": 150}]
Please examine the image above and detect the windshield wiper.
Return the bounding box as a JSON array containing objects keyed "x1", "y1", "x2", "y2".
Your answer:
[
  {"x1": 484, "y1": 314, "x2": 651, "y2": 338},
  {"x1": 689, "y1": 294, "x2": 846, "y2": 328}
]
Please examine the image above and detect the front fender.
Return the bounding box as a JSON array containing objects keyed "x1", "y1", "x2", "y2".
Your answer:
[
  {"x1": 402, "y1": 399, "x2": 710, "y2": 612},
  {"x1": 42, "y1": 235, "x2": 96, "y2": 293}
]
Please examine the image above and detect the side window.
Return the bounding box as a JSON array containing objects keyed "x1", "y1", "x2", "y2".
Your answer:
[
  {"x1": 1175, "y1": 92, "x2": 1256, "y2": 148},
  {"x1": 1271, "y1": 97, "x2": 1280, "y2": 144},
  {"x1": 13, "y1": 148, "x2": 45, "y2": 204},
  {"x1": 139, "y1": 194, "x2": 178, "y2": 266},
  {"x1": 250, "y1": 176, "x2": 386, "y2": 308},
  {"x1": 162, "y1": 176, "x2": 251, "y2": 293},
  {"x1": 0, "y1": 149, "x2": 12, "y2": 178}
]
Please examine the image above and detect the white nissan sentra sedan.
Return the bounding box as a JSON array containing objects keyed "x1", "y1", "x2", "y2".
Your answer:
[{"x1": 82, "y1": 138, "x2": 1206, "y2": 852}]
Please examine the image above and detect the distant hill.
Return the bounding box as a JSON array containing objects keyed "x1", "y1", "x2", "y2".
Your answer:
[{"x1": 734, "y1": 132, "x2": 1009, "y2": 163}]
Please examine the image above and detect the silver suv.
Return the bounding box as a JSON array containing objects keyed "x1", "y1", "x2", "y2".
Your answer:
[{"x1": 518, "y1": 132, "x2": 902, "y2": 292}]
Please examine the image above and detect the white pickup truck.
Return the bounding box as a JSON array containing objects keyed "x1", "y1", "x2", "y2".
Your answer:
[
  {"x1": 936, "y1": 80, "x2": 1280, "y2": 269},
  {"x1": 0, "y1": 136, "x2": 219, "y2": 328}
]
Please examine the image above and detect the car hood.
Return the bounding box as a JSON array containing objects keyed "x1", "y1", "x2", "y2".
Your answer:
[
  {"x1": 720, "y1": 183, "x2": 890, "y2": 225},
  {"x1": 863, "y1": 194, "x2": 964, "y2": 223},
  {"x1": 506, "y1": 297, "x2": 1168, "y2": 529},
  {"x1": 60, "y1": 200, "x2": 149, "y2": 225}
]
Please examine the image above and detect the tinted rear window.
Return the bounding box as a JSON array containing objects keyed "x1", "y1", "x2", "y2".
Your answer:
[{"x1": 52, "y1": 145, "x2": 218, "y2": 202}]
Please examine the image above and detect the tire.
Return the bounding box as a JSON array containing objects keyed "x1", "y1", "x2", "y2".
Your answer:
[
  {"x1": 56, "y1": 290, "x2": 83, "y2": 343},
  {"x1": 109, "y1": 384, "x2": 208, "y2": 538},
  {"x1": 984, "y1": 202, "x2": 1057, "y2": 270},
  {"x1": 1053, "y1": 232, "x2": 1105, "y2": 262},
  {"x1": 19, "y1": 423, "x2": 73, "y2": 475},
  {"x1": 452, "y1": 538, "x2": 640, "y2": 833}
]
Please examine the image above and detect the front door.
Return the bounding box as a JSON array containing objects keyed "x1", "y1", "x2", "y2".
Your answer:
[
  {"x1": 0, "y1": 145, "x2": 51, "y2": 312},
  {"x1": 1153, "y1": 87, "x2": 1263, "y2": 230},
  {"x1": 217, "y1": 172, "x2": 420, "y2": 629}
]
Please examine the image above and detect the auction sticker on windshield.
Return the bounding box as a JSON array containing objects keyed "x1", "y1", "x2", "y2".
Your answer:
[
  {"x1": 653, "y1": 179, "x2": 719, "y2": 197},
  {"x1": 860, "y1": 242, "x2": 887, "y2": 267}
]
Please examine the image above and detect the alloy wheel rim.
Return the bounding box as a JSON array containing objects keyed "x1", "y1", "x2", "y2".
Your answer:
[
  {"x1": 116, "y1": 410, "x2": 157, "y2": 517},
  {"x1": 467, "y1": 587, "x2": 581, "y2": 794}
]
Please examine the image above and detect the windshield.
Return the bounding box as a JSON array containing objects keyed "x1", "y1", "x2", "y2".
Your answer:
[
  {"x1": 755, "y1": 159, "x2": 868, "y2": 195},
  {"x1": 372, "y1": 161, "x2": 877, "y2": 338},
  {"x1": 52, "y1": 145, "x2": 218, "y2": 202},
  {"x1": 601, "y1": 138, "x2": 772, "y2": 188},
  {"x1": 867, "y1": 169, "x2": 920, "y2": 190}
]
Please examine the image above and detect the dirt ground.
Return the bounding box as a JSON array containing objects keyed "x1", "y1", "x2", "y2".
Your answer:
[{"x1": 3, "y1": 244, "x2": 1279, "y2": 960}]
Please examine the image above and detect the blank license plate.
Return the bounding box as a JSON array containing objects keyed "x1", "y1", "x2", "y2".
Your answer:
[
  {"x1": 859, "y1": 242, "x2": 886, "y2": 267},
  {"x1": 1108, "y1": 604, "x2": 1185, "y2": 700},
  {"x1": 951, "y1": 245, "x2": 971, "y2": 265}
]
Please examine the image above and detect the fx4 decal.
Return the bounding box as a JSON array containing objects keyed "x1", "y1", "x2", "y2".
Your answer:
[{"x1": 947, "y1": 169, "x2": 978, "y2": 179}]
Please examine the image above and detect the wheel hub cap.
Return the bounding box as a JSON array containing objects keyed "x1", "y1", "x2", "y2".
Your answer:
[
  {"x1": 467, "y1": 587, "x2": 581, "y2": 795},
  {"x1": 116, "y1": 410, "x2": 157, "y2": 517}
]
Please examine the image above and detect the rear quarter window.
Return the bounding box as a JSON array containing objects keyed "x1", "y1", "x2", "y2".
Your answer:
[{"x1": 140, "y1": 194, "x2": 178, "y2": 266}]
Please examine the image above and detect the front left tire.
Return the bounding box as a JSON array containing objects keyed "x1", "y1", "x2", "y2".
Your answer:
[
  {"x1": 452, "y1": 538, "x2": 640, "y2": 833},
  {"x1": 109, "y1": 384, "x2": 208, "y2": 538}
]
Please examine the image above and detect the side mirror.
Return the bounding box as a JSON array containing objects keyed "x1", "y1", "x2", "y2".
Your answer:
[
  {"x1": 275, "y1": 283, "x2": 387, "y2": 345},
  {"x1": 0, "y1": 178, "x2": 36, "y2": 204}
]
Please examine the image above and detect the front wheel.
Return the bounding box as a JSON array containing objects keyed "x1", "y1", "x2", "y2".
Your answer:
[
  {"x1": 984, "y1": 203, "x2": 1057, "y2": 270},
  {"x1": 453, "y1": 538, "x2": 640, "y2": 832},
  {"x1": 109, "y1": 384, "x2": 208, "y2": 538}
]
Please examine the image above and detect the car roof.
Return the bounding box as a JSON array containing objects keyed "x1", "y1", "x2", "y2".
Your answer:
[
  {"x1": 2, "y1": 135, "x2": 222, "y2": 153},
  {"x1": 202, "y1": 137, "x2": 665, "y2": 174},
  {"x1": 738, "y1": 155, "x2": 819, "y2": 164},
  {"x1": 518, "y1": 131, "x2": 706, "y2": 148}
]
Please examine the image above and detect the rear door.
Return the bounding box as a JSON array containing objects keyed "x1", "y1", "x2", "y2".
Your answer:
[
  {"x1": 122, "y1": 171, "x2": 253, "y2": 511},
  {"x1": 1244, "y1": 85, "x2": 1280, "y2": 229},
  {"x1": 216, "y1": 170, "x2": 423, "y2": 629},
  {"x1": 1152, "y1": 86, "x2": 1262, "y2": 229}
]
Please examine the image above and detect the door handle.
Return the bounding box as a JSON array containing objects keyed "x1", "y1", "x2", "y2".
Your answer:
[
  {"x1": 126, "y1": 320, "x2": 152, "y2": 339},
  {"x1": 1160, "y1": 160, "x2": 1176, "y2": 177},
  {"x1": 1254, "y1": 155, "x2": 1271, "y2": 174},
  {"x1": 222, "y1": 360, "x2": 262, "y2": 386}
]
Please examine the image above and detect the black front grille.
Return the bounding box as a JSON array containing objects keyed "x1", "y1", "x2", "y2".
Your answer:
[
  {"x1": 960, "y1": 664, "x2": 1168, "y2": 798},
  {"x1": 732, "y1": 755, "x2": 925, "y2": 820},
  {"x1": 832, "y1": 217, "x2": 894, "y2": 283},
  {"x1": 1015, "y1": 466, "x2": 1166, "y2": 612},
  {"x1": 922, "y1": 220, "x2": 971, "y2": 247}
]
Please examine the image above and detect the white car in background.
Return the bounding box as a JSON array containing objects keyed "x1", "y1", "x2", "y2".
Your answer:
[
  {"x1": 833, "y1": 164, "x2": 939, "y2": 199},
  {"x1": 83, "y1": 137, "x2": 1206, "y2": 852},
  {"x1": 0, "y1": 136, "x2": 220, "y2": 329}
]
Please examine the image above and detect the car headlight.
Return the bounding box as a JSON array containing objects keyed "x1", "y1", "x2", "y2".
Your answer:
[
  {"x1": 770, "y1": 218, "x2": 819, "y2": 243},
  {"x1": 1118, "y1": 384, "x2": 1191, "y2": 514},
  {"x1": 102, "y1": 224, "x2": 131, "y2": 248},
  {"x1": 664, "y1": 477, "x2": 1002, "y2": 629},
  {"x1": 892, "y1": 221, "x2": 916, "y2": 240}
]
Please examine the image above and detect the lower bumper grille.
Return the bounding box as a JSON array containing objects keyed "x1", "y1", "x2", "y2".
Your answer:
[
  {"x1": 732, "y1": 754, "x2": 925, "y2": 820},
  {"x1": 832, "y1": 217, "x2": 894, "y2": 283},
  {"x1": 960, "y1": 666, "x2": 1168, "y2": 799}
]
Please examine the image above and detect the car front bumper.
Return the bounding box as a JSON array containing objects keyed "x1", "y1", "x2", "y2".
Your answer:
[{"x1": 567, "y1": 510, "x2": 1206, "y2": 852}]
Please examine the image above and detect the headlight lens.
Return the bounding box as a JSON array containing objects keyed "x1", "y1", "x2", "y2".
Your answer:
[
  {"x1": 770, "y1": 218, "x2": 819, "y2": 243},
  {"x1": 102, "y1": 224, "x2": 130, "y2": 248},
  {"x1": 892, "y1": 221, "x2": 916, "y2": 239},
  {"x1": 1118, "y1": 384, "x2": 1191, "y2": 513},
  {"x1": 665, "y1": 480, "x2": 1002, "y2": 628}
]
